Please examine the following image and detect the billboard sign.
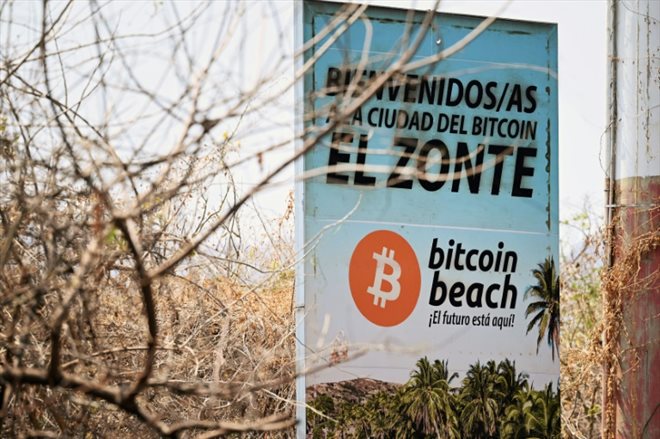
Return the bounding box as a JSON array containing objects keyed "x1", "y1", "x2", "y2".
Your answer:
[{"x1": 296, "y1": 0, "x2": 558, "y2": 430}]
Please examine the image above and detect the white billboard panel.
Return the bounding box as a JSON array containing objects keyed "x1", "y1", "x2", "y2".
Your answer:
[{"x1": 296, "y1": 1, "x2": 559, "y2": 433}]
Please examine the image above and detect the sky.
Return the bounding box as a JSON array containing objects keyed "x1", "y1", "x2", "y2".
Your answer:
[
  {"x1": 2, "y1": 0, "x2": 609, "y2": 247},
  {"x1": 248, "y1": 0, "x2": 609, "y2": 248}
]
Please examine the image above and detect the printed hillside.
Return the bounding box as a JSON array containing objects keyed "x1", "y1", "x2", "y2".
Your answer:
[
  {"x1": 307, "y1": 378, "x2": 400, "y2": 406},
  {"x1": 306, "y1": 358, "x2": 561, "y2": 438}
]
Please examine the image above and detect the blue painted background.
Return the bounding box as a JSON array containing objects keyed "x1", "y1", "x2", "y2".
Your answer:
[{"x1": 301, "y1": 1, "x2": 558, "y2": 386}]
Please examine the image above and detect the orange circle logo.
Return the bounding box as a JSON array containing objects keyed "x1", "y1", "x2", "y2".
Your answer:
[{"x1": 349, "y1": 230, "x2": 421, "y2": 327}]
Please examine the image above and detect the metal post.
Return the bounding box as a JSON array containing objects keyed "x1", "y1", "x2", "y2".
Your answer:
[
  {"x1": 602, "y1": 1, "x2": 618, "y2": 436},
  {"x1": 293, "y1": 1, "x2": 307, "y2": 437},
  {"x1": 605, "y1": 1, "x2": 659, "y2": 437}
]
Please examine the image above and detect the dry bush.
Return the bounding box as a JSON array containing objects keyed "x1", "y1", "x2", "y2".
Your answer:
[
  {"x1": 0, "y1": 1, "x2": 299, "y2": 436},
  {"x1": 0, "y1": 1, "x2": 467, "y2": 434},
  {"x1": 559, "y1": 212, "x2": 604, "y2": 438},
  {"x1": 1, "y1": 273, "x2": 296, "y2": 438},
  {"x1": 558, "y1": 204, "x2": 659, "y2": 439},
  {"x1": 599, "y1": 206, "x2": 660, "y2": 439},
  {"x1": 0, "y1": 146, "x2": 298, "y2": 437},
  {"x1": 0, "y1": 1, "x2": 579, "y2": 437}
]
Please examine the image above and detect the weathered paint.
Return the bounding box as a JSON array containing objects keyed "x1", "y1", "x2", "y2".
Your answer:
[
  {"x1": 606, "y1": 1, "x2": 660, "y2": 437},
  {"x1": 613, "y1": 176, "x2": 660, "y2": 439}
]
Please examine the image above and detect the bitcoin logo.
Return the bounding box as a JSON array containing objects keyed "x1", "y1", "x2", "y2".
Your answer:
[
  {"x1": 367, "y1": 247, "x2": 401, "y2": 308},
  {"x1": 349, "y1": 230, "x2": 421, "y2": 327}
]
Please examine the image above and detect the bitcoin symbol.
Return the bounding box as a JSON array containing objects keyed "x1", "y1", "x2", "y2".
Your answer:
[
  {"x1": 367, "y1": 247, "x2": 401, "y2": 308},
  {"x1": 350, "y1": 230, "x2": 420, "y2": 326}
]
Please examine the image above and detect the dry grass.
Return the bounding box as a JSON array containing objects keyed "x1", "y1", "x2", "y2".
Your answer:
[
  {"x1": 560, "y1": 206, "x2": 660, "y2": 439},
  {"x1": 0, "y1": 270, "x2": 296, "y2": 438},
  {"x1": 559, "y1": 215, "x2": 604, "y2": 439}
]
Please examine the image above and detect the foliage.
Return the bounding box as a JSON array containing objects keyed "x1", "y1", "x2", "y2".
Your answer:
[
  {"x1": 525, "y1": 257, "x2": 561, "y2": 360},
  {"x1": 559, "y1": 211, "x2": 604, "y2": 438},
  {"x1": 1, "y1": 2, "x2": 300, "y2": 436},
  {"x1": 307, "y1": 357, "x2": 560, "y2": 439},
  {"x1": 0, "y1": 0, "x2": 606, "y2": 436},
  {"x1": 402, "y1": 358, "x2": 459, "y2": 438}
]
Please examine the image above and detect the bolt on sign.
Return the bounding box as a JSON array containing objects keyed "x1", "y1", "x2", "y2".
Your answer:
[{"x1": 295, "y1": 0, "x2": 558, "y2": 431}]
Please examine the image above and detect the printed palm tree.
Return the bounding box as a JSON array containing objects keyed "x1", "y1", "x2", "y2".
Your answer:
[
  {"x1": 433, "y1": 358, "x2": 459, "y2": 384},
  {"x1": 500, "y1": 383, "x2": 534, "y2": 439},
  {"x1": 460, "y1": 361, "x2": 502, "y2": 438},
  {"x1": 430, "y1": 359, "x2": 461, "y2": 438},
  {"x1": 340, "y1": 401, "x2": 371, "y2": 438},
  {"x1": 366, "y1": 390, "x2": 405, "y2": 439},
  {"x1": 495, "y1": 359, "x2": 529, "y2": 410},
  {"x1": 525, "y1": 256, "x2": 560, "y2": 360},
  {"x1": 527, "y1": 382, "x2": 561, "y2": 439},
  {"x1": 401, "y1": 357, "x2": 459, "y2": 438},
  {"x1": 307, "y1": 394, "x2": 336, "y2": 438}
]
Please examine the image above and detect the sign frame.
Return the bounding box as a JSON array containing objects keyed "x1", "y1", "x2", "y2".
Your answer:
[{"x1": 295, "y1": 1, "x2": 559, "y2": 435}]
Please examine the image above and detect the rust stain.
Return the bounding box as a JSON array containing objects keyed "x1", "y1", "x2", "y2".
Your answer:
[{"x1": 613, "y1": 176, "x2": 660, "y2": 439}]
